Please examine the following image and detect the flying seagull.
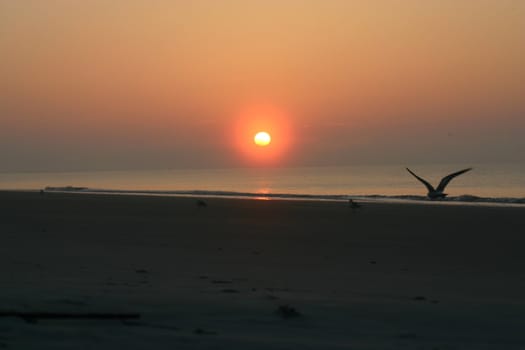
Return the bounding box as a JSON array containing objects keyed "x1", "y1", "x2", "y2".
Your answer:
[{"x1": 406, "y1": 167, "x2": 472, "y2": 199}]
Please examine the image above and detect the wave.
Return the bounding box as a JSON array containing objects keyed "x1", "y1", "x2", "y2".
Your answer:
[{"x1": 43, "y1": 186, "x2": 525, "y2": 205}]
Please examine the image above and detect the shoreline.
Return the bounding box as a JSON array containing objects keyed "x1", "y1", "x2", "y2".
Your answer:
[{"x1": 2, "y1": 188, "x2": 524, "y2": 208}]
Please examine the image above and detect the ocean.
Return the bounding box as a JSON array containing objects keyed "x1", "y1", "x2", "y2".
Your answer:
[{"x1": 1, "y1": 163, "x2": 524, "y2": 204}]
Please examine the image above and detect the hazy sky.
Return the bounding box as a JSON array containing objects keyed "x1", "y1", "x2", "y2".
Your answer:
[{"x1": 1, "y1": 0, "x2": 524, "y2": 171}]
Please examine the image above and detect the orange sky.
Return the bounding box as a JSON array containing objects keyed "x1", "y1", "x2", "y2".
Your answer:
[{"x1": 1, "y1": 0, "x2": 524, "y2": 171}]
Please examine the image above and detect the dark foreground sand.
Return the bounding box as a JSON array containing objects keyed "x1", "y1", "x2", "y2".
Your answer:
[{"x1": 0, "y1": 191, "x2": 524, "y2": 349}]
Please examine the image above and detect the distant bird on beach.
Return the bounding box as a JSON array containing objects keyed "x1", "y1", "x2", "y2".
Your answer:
[
  {"x1": 406, "y1": 167, "x2": 472, "y2": 199},
  {"x1": 348, "y1": 199, "x2": 362, "y2": 210},
  {"x1": 196, "y1": 199, "x2": 208, "y2": 208}
]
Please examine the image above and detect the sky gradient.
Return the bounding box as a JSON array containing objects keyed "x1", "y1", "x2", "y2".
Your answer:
[{"x1": 1, "y1": 0, "x2": 524, "y2": 171}]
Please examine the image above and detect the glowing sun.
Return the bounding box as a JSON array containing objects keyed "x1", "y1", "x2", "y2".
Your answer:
[{"x1": 254, "y1": 131, "x2": 271, "y2": 146}]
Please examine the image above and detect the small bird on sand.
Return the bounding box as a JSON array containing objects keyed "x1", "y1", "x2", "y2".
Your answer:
[
  {"x1": 196, "y1": 199, "x2": 207, "y2": 207},
  {"x1": 348, "y1": 199, "x2": 362, "y2": 210},
  {"x1": 406, "y1": 167, "x2": 472, "y2": 199}
]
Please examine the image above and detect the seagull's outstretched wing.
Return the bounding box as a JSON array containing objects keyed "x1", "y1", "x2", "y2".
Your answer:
[
  {"x1": 436, "y1": 168, "x2": 472, "y2": 192},
  {"x1": 406, "y1": 168, "x2": 435, "y2": 193}
]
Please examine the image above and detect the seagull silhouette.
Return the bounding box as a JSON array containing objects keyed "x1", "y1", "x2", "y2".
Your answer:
[{"x1": 406, "y1": 167, "x2": 472, "y2": 199}]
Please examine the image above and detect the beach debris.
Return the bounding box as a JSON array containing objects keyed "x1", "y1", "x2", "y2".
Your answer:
[
  {"x1": 411, "y1": 296, "x2": 440, "y2": 304},
  {"x1": 211, "y1": 280, "x2": 233, "y2": 284},
  {"x1": 221, "y1": 289, "x2": 240, "y2": 293},
  {"x1": 196, "y1": 199, "x2": 207, "y2": 207},
  {"x1": 276, "y1": 305, "x2": 302, "y2": 319},
  {"x1": 122, "y1": 320, "x2": 180, "y2": 331},
  {"x1": 369, "y1": 260, "x2": 377, "y2": 265},
  {"x1": 265, "y1": 287, "x2": 290, "y2": 292},
  {"x1": 55, "y1": 298, "x2": 87, "y2": 306},
  {"x1": 193, "y1": 328, "x2": 217, "y2": 335},
  {"x1": 0, "y1": 311, "x2": 140, "y2": 323},
  {"x1": 348, "y1": 199, "x2": 362, "y2": 210}
]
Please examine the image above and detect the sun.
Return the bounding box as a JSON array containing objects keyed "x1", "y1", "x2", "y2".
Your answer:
[
  {"x1": 232, "y1": 104, "x2": 293, "y2": 165},
  {"x1": 254, "y1": 131, "x2": 271, "y2": 146}
]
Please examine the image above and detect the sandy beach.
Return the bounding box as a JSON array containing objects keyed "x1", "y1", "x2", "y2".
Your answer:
[{"x1": 1, "y1": 191, "x2": 524, "y2": 349}]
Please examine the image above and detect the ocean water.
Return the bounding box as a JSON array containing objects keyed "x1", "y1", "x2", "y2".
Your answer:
[{"x1": 1, "y1": 163, "x2": 524, "y2": 203}]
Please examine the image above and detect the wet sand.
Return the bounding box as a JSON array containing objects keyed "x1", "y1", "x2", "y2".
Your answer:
[{"x1": 1, "y1": 191, "x2": 524, "y2": 349}]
